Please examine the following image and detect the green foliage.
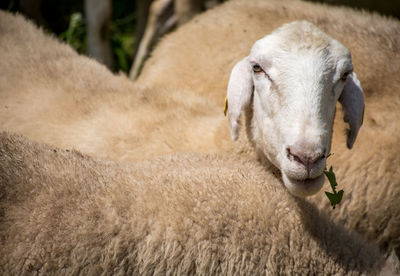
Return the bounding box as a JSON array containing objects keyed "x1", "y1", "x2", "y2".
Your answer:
[
  {"x1": 109, "y1": 14, "x2": 135, "y2": 73},
  {"x1": 59, "y1": 12, "x2": 86, "y2": 54},
  {"x1": 57, "y1": 10, "x2": 135, "y2": 73},
  {"x1": 324, "y1": 166, "x2": 344, "y2": 209}
]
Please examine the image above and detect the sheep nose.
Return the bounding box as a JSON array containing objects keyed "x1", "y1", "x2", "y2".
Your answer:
[{"x1": 286, "y1": 146, "x2": 326, "y2": 169}]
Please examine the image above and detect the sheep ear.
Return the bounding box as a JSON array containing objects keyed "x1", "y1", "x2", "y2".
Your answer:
[
  {"x1": 339, "y1": 72, "x2": 365, "y2": 149},
  {"x1": 227, "y1": 57, "x2": 254, "y2": 141}
]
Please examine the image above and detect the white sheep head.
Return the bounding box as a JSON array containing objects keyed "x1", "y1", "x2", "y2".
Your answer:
[{"x1": 227, "y1": 21, "x2": 364, "y2": 197}]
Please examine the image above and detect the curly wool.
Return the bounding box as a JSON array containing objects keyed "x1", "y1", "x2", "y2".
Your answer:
[{"x1": 0, "y1": 132, "x2": 393, "y2": 275}]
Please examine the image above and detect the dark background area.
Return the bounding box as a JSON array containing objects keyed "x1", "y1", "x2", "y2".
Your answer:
[
  {"x1": 2, "y1": 0, "x2": 136, "y2": 73},
  {"x1": 1, "y1": 0, "x2": 399, "y2": 74}
]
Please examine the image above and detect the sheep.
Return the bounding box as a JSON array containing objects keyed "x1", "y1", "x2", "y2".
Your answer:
[
  {"x1": 226, "y1": 20, "x2": 365, "y2": 198},
  {"x1": 136, "y1": 0, "x2": 400, "y2": 105},
  {"x1": 1, "y1": 131, "x2": 398, "y2": 275},
  {"x1": 135, "y1": 0, "x2": 400, "y2": 258},
  {"x1": 1, "y1": 4, "x2": 399, "y2": 264},
  {"x1": 0, "y1": 10, "x2": 231, "y2": 162},
  {"x1": 129, "y1": 0, "x2": 224, "y2": 79},
  {"x1": 224, "y1": 19, "x2": 399, "y2": 260}
]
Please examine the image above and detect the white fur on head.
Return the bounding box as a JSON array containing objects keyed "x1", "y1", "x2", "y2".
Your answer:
[{"x1": 226, "y1": 21, "x2": 365, "y2": 197}]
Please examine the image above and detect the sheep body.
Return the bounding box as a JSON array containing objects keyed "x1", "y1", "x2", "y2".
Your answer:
[
  {"x1": 136, "y1": 0, "x2": 400, "y2": 258},
  {"x1": 1, "y1": 2, "x2": 400, "y2": 268},
  {"x1": 0, "y1": 132, "x2": 395, "y2": 275},
  {"x1": 0, "y1": 10, "x2": 231, "y2": 162},
  {"x1": 137, "y1": 0, "x2": 400, "y2": 104}
]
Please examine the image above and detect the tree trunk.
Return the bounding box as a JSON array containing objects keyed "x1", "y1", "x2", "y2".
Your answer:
[{"x1": 85, "y1": 0, "x2": 114, "y2": 70}]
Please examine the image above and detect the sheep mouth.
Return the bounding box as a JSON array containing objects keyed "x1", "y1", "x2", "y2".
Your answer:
[
  {"x1": 289, "y1": 174, "x2": 324, "y2": 186},
  {"x1": 282, "y1": 173, "x2": 325, "y2": 197}
]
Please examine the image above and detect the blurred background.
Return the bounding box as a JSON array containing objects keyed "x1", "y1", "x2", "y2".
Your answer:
[{"x1": 1, "y1": 0, "x2": 399, "y2": 78}]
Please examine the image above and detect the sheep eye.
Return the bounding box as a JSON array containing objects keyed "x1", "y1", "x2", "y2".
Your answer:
[
  {"x1": 252, "y1": 64, "x2": 263, "y2": 73},
  {"x1": 251, "y1": 63, "x2": 273, "y2": 81},
  {"x1": 340, "y1": 71, "x2": 351, "y2": 81}
]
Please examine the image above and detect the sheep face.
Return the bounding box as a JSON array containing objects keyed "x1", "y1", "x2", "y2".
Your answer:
[{"x1": 227, "y1": 21, "x2": 364, "y2": 197}]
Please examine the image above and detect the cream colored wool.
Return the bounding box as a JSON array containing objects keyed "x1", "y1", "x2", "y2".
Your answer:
[
  {"x1": 0, "y1": 10, "x2": 231, "y2": 162},
  {"x1": 136, "y1": 0, "x2": 400, "y2": 257},
  {"x1": 137, "y1": 0, "x2": 400, "y2": 106},
  {"x1": 0, "y1": 1, "x2": 399, "y2": 267},
  {"x1": 0, "y1": 132, "x2": 397, "y2": 275}
]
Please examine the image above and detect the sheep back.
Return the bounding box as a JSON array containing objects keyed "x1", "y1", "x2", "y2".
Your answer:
[
  {"x1": 0, "y1": 132, "x2": 390, "y2": 275},
  {"x1": 0, "y1": 11, "x2": 231, "y2": 162}
]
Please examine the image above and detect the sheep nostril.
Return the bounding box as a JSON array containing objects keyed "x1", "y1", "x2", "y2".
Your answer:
[
  {"x1": 287, "y1": 148, "x2": 307, "y2": 166},
  {"x1": 286, "y1": 147, "x2": 326, "y2": 167},
  {"x1": 310, "y1": 152, "x2": 326, "y2": 164}
]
